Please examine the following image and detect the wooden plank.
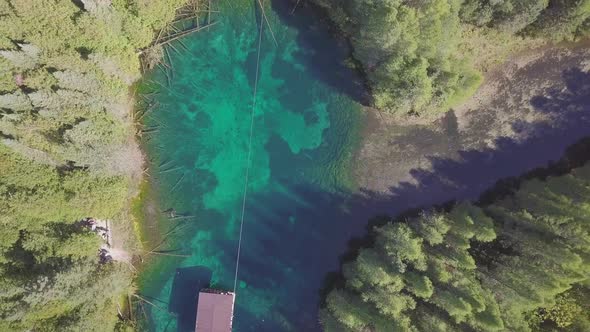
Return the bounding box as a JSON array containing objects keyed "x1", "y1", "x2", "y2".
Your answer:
[{"x1": 195, "y1": 290, "x2": 235, "y2": 332}]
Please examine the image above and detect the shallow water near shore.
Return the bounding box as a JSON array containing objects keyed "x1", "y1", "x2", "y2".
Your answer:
[{"x1": 137, "y1": 1, "x2": 364, "y2": 331}]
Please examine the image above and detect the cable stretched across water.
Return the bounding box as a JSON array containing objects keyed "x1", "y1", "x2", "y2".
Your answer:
[{"x1": 233, "y1": 0, "x2": 266, "y2": 294}]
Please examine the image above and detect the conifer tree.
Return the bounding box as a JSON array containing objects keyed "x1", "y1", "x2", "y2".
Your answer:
[{"x1": 322, "y1": 164, "x2": 590, "y2": 331}]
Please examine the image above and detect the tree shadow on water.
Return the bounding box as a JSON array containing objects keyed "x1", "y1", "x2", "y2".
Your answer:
[
  {"x1": 168, "y1": 266, "x2": 213, "y2": 332},
  {"x1": 157, "y1": 66, "x2": 590, "y2": 331},
  {"x1": 229, "y1": 67, "x2": 590, "y2": 331},
  {"x1": 270, "y1": 0, "x2": 370, "y2": 105}
]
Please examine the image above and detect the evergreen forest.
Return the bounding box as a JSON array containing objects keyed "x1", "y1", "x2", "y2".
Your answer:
[
  {"x1": 321, "y1": 163, "x2": 590, "y2": 331},
  {"x1": 311, "y1": 0, "x2": 590, "y2": 114},
  {"x1": 0, "y1": 1, "x2": 185, "y2": 330}
]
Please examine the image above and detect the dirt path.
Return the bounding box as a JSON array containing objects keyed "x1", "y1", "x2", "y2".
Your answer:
[
  {"x1": 94, "y1": 218, "x2": 133, "y2": 263},
  {"x1": 354, "y1": 42, "x2": 590, "y2": 204}
]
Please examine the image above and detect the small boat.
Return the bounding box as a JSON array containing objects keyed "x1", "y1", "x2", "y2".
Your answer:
[{"x1": 195, "y1": 288, "x2": 235, "y2": 332}]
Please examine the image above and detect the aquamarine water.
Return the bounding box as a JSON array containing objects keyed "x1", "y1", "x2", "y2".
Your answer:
[{"x1": 138, "y1": 1, "x2": 363, "y2": 331}]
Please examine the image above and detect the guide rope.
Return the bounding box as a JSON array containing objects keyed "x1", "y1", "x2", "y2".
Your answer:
[{"x1": 233, "y1": 0, "x2": 265, "y2": 294}]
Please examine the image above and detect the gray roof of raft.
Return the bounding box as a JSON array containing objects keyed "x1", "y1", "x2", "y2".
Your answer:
[{"x1": 195, "y1": 289, "x2": 235, "y2": 332}]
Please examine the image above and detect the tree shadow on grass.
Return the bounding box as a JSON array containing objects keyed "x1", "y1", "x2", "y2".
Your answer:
[{"x1": 387, "y1": 67, "x2": 590, "y2": 206}]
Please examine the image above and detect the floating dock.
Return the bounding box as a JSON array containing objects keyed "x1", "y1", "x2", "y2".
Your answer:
[{"x1": 195, "y1": 289, "x2": 235, "y2": 332}]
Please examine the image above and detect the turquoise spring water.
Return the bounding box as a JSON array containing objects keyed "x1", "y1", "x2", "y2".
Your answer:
[{"x1": 138, "y1": 1, "x2": 363, "y2": 331}]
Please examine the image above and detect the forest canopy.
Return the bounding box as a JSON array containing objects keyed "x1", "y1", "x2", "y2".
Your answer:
[
  {"x1": 0, "y1": 0, "x2": 186, "y2": 330},
  {"x1": 311, "y1": 0, "x2": 590, "y2": 114},
  {"x1": 321, "y1": 163, "x2": 590, "y2": 331}
]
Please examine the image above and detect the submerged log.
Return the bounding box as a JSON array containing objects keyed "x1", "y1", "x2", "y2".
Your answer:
[
  {"x1": 155, "y1": 22, "x2": 218, "y2": 47},
  {"x1": 137, "y1": 22, "x2": 217, "y2": 56}
]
